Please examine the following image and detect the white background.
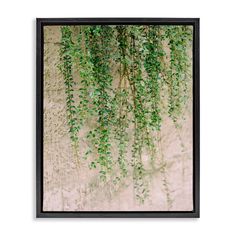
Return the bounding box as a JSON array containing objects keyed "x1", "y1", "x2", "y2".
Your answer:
[{"x1": 0, "y1": 0, "x2": 235, "y2": 235}]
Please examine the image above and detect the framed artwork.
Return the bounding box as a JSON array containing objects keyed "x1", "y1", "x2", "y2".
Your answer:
[{"x1": 36, "y1": 18, "x2": 199, "y2": 218}]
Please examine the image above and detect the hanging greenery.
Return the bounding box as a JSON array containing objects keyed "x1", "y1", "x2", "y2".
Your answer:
[
  {"x1": 59, "y1": 26, "x2": 80, "y2": 165},
  {"x1": 59, "y1": 25, "x2": 192, "y2": 206},
  {"x1": 165, "y1": 25, "x2": 192, "y2": 124}
]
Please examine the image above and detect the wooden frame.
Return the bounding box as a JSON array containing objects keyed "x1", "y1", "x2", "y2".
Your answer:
[{"x1": 36, "y1": 18, "x2": 200, "y2": 218}]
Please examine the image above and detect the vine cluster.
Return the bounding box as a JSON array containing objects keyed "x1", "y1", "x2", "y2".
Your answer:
[{"x1": 58, "y1": 25, "x2": 192, "y2": 206}]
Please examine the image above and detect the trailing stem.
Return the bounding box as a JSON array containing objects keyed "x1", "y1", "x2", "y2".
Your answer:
[{"x1": 59, "y1": 26, "x2": 80, "y2": 166}]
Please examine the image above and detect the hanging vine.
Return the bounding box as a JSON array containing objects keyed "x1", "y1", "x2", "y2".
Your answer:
[
  {"x1": 86, "y1": 26, "x2": 115, "y2": 181},
  {"x1": 59, "y1": 26, "x2": 80, "y2": 164},
  {"x1": 114, "y1": 25, "x2": 131, "y2": 179},
  {"x1": 58, "y1": 24, "x2": 192, "y2": 205},
  {"x1": 165, "y1": 25, "x2": 192, "y2": 124}
]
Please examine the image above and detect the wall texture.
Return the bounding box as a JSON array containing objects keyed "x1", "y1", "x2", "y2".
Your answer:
[{"x1": 43, "y1": 25, "x2": 193, "y2": 211}]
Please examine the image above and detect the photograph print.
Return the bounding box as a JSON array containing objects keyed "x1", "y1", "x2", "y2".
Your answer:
[{"x1": 36, "y1": 18, "x2": 199, "y2": 217}]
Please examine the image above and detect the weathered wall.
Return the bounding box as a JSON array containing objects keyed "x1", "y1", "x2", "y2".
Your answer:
[{"x1": 43, "y1": 26, "x2": 193, "y2": 211}]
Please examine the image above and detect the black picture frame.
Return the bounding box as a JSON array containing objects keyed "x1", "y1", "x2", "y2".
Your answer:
[{"x1": 36, "y1": 18, "x2": 200, "y2": 218}]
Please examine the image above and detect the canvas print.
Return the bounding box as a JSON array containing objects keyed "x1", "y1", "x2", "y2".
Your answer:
[{"x1": 42, "y1": 24, "x2": 194, "y2": 212}]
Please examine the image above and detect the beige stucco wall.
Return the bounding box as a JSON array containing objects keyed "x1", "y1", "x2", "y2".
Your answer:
[{"x1": 43, "y1": 26, "x2": 193, "y2": 211}]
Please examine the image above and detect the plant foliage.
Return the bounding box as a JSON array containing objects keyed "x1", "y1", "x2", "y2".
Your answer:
[{"x1": 59, "y1": 25, "x2": 192, "y2": 205}]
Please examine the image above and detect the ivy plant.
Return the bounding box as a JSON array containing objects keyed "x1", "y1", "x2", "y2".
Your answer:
[{"x1": 58, "y1": 25, "x2": 192, "y2": 206}]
